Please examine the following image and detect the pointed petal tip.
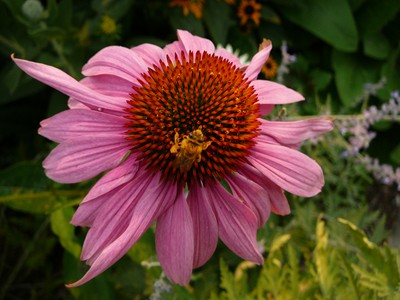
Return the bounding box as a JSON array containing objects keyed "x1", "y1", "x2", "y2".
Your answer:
[
  {"x1": 259, "y1": 39, "x2": 272, "y2": 51},
  {"x1": 65, "y1": 277, "x2": 86, "y2": 288}
]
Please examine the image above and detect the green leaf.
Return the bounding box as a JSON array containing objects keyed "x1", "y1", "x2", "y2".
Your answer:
[
  {"x1": 332, "y1": 50, "x2": 380, "y2": 106},
  {"x1": 56, "y1": 0, "x2": 73, "y2": 28},
  {"x1": 390, "y1": 143, "x2": 400, "y2": 164},
  {"x1": 50, "y1": 206, "x2": 81, "y2": 258},
  {"x1": 0, "y1": 161, "x2": 50, "y2": 194},
  {"x1": 338, "y1": 251, "x2": 362, "y2": 300},
  {"x1": 127, "y1": 229, "x2": 156, "y2": 264},
  {"x1": 363, "y1": 32, "x2": 391, "y2": 59},
  {"x1": 108, "y1": 0, "x2": 135, "y2": 19},
  {"x1": 269, "y1": 233, "x2": 291, "y2": 255},
  {"x1": 63, "y1": 252, "x2": 116, "y2": 299},
  {"x1": 379, "y1": 49, "x2": 400, "y2": 100},
  {"x1": 203, "y1": 0, "x2": 232, "y2": 45},
  {"x1": 338, "y1": 217, "x2": 400, "y2": 295},
  {"x1": 356, "y1": 0, "x2": 400, "y2": 34},
  {"x1": 310, "y1": 69, "x2": 332, "y2": 91},
  {"x1": 219, "y1": 258, "x2": 239, "y2": 300},
  {"x1": 313, "y1": 217, "x2": 338, "y2": 299},
  {"x1": 3, "y1": 63, "x2": 22, "y2": 94},
  {"x1": 169, "y1": 8, "x2": 205, "y2": 37},
  {"x1": 277, "y1": 0, "x2": 358, "y2": 52},
  {"x1": 0, "y1": 161, "x2": 83, "y2": 214}
]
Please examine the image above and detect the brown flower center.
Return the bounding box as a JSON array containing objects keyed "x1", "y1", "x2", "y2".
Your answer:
[{"x1": 125, "y1": 51, "x2": 260, "y2": 186}]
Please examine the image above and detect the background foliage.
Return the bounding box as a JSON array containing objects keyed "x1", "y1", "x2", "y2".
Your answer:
[{"x1": 0, "y1": 0, "x2": 399, "y2": 299}]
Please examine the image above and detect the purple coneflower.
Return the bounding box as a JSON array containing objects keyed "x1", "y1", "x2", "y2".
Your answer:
[{"x1": 13, "y1": 30, "x2": 333, "y2": 286}]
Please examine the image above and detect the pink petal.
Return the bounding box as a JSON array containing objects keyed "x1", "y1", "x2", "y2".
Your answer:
[
  {"x1": 82, "y1": 46, "x2": 148, "y2": 85},
  {"x1": 252, "y1": 80, "x2": 304, "y2": 107},
  {"x1": 187, "y1": 183, "x2": 218, "y2": 268},
  {"x1": 71, "y1": 155, "x2": 138, "y2": 227},
  {"x1": 259, "y1": 104, "x2": 275, "y2": 116},
  {"x1": 249, "y1": 143, "x2": 324, "y2": 197},
  {"x1": 226, "y1": 173, "x2": 271, "y2": 227},
  {"x1": 71, "y1": 198, "x2": 103, "y2": 227},
  {"x1": 67, "y1": 174, "x2": 178, "y2": 287},
  {"x1": 79, "y1": 75, "x2": 133, "y2": 98},
  {"x1": 238, "y1": 164, "x2": 290, "y2": 215},
  {"x1": 156, "y1": 188, "x2": 194, "y2": 285},
  {"x1": 12, "y1": 55, "x2": 128, "y2": 112},
  {"x1": 258, "y1": 118, "x2": 334, "y2": 148},
  {"x1": 43, "y1": 133, "x2": 130, "y2": 183},
  {"x1": 163, "y1": 41, "x2": 184, "y2": 61},
  {"x1": 81, "y1": 170, "x2": 159, "y2": 261},
  {"x1": 206, "y1": 181, "x2": 263, "y2": 264},
  {"x1": 131, "y1": 43, "x2": 166, "y2": 66},
  {"x1": 177, "y1": 30, "x2": 215, "y2": 55},
  {"x1": 214, "y1": 48, "x2": 243, "y2": 68},
  {"x1": 68, "y1": 98, "x2": 88, "y2": 109},
  {"x1": 39, "y1": 109, "x2": 126, "y2": 143},
  {"x1": 80, "y1": 155, "x2": 138, "y2": 204},
  {"x1": 244, "y1": 39, "x2": 272, "y2": 81}
]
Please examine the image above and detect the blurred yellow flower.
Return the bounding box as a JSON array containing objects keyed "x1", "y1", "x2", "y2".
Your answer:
[
  {"x1": 238, "y1": 0, "x2": 261, "y2": 26},
  {"x1": 170, "y1": 0, "x2": 204, "y2": 19},
  {"x1": 261, "y1": 56, "x2": 278, "y2": 79},
  {"x1": 100, "y1": 15, "x2": 117, "y2": 35}
]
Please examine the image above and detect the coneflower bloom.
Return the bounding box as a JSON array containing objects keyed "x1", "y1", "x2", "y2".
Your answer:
[{"x1": 12, "y1": 30, "x2": 333, "y2": 286}]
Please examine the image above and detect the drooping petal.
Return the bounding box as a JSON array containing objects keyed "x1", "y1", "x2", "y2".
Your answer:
[
  {"x1": 71, "y1": 155, "x2": 138, "y2": 227},
  {"x1": 12, "y1": 55, "x2": 128, "y2": 112},
  {"x1": 238, "y1": 164, "x2": 290, "y2": 215},
  {"x1": 43, "y1": 133, "x2": 130, "y2": 183},
  {"x1": 187, "y1": 183, "x2": 218, "y2": 269},
  {"x1": 177, "y1": 29, "x2": 215, "y2": 55},
  {"x1": 81, "y1": 170, "x2": 159, "y2": 261},
  {"x1": 226, "y1": 173, "x2": 271, "y2": 227},
  {"x1": 252, "y1": 80, "x2": 304, "y2": 106},
  {"x1": 67, "y1": 175, "x2": 178, "y2": 287},
  {"x1": 81, "y1": 155, "x2": 138, "y2": 204},
  {"x1": 131, "y1": 43, "x2": 166, "y2": 66},
  {"x1": 249, "y1": 142, "x2": 324, "y2": 197},
  {"x1": 244, "y1": 39, "x2": 272, "y2": 81},
  {"x1": 156, "y1": 188, "x2": 194, "y2": 285},
  {"x1": 258, "y1": 118, "x2": 334, "y2": 148},
  {"x1": 82, "y1": 46, "x2": 148, "y2": 85},
  {"x1": 205, "y1": 181, "x2": 263, "y2": 264},
  {"x1": 39, "y1": 109, "x2": 127, "y2": 143}
]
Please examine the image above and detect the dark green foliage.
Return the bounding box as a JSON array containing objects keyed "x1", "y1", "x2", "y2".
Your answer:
[{"x1": 0, "y1": 0, "x2": 399, "y2": 299}]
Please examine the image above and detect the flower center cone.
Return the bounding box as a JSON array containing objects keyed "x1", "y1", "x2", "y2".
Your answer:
[{"x1": 125, "y1": 51, "x2": 261, "y2": 186}]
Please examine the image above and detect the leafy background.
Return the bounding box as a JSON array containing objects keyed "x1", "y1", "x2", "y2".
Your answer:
[{"x1": 0, "y1": 0, "x2": 399, "y2": 299}]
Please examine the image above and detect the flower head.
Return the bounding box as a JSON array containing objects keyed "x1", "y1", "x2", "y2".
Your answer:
[
  {"x1": 238, "y1": 0, "x2": 262, "y2": 26},
  {"x1": 12, "y1": 30, "x2": 333, "y2": 286}
]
